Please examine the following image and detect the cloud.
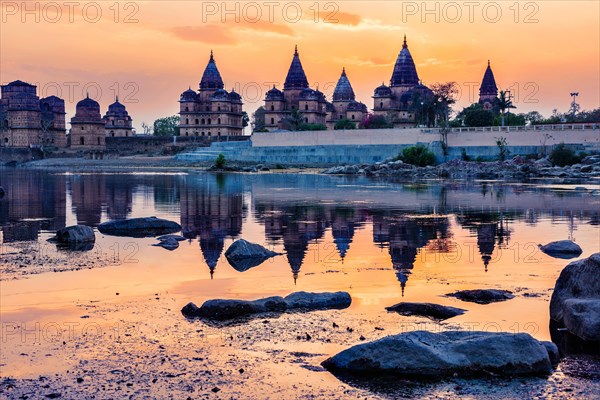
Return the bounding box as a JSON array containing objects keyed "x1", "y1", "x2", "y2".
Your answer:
[
  {"x1": 235, "y1": 20, "x2": 295, "y2": 36},
  {"x1": 324, "y1": 11, "x2": 362, "y2": 26},
  {"x1": 332, "y1": 56, "x2": 394, "y2": 68},
  {"x1": 168, "y1": 25, "x2": 238, "y2": 45}
]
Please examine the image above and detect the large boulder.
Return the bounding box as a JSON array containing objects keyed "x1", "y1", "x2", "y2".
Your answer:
[
  {"x1": 550, "y1": 253, "x2": 600, "y2": 342},
  {"x1": 446, "y1": 289, "x2": 515, "y2": 304},
  {"x1": 97, "y1": 217, "x2": 181, "y2": 238},
  {"x1": 321, "y1": 330, "x2": 556, "y2": 377},
  {"x1": 54, "y1": 225, "x2": 95, "y2": 243},
  {"x1": 195, "y1": 296, "x2": 287, "y2": 320},
  {"x1": 539, "y1": 240, "x2": 583, "y2": 259},
  {"x1": 386, "y1": 302, "x2": 466, "y2": 320},
  {"x1": 224, "y1": 239, "x2": 281, "y2": 272},
  {"x1": 284, "y1": 291, "x2": 352, "y2": 310}
]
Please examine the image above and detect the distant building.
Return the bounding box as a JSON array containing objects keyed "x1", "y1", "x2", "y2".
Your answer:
[
  {"x1": 372, "y1": 36, "x2": 433, "y2": 127},
  {"x1": 478, "y1": 60, "x2": 499, "y2": 110},
  {"x1": 0, "y1": 80, "x2": 67, "y2": 148},
  {"x1": 103, "y1": 97, "x2": 133, "y2": 137},
  {"x1": 327, "y1": 68, "x2": 368, "y2": 129},
  {"x1": 264, "y1": 46, "x2": 328, "y2": 130},
  {"x1": 70, "y1": 95, "x2": 106, "y2": 150},
  {"x1": 179, "y1": 51, "x2": 244, "y2": 138}
]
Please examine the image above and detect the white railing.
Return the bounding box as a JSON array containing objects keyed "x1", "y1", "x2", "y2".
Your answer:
[{"x1": 420, "y1": 123, "x2": 599, "y2": 134}]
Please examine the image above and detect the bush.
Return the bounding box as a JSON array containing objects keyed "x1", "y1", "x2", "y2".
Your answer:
[
  {"x1": 298, "y1": 123, "x2": 327, "y2": 131},
  {"x1": 550, "y1": 143, "x2": 582, "y2": 167},
  {"x1": 334, "y1": 119, "x2": 356, "y2": 130},
  {"x1": 215, "y1": 153, "x2": 226, "y2": 169},
  {"x1": 398, "y1": 145, "x2": 435, "y2": 167},
  {"x1": 461, "y1": 148, "x2": 471, "y2": 161},
  {"x1": 359, "y1": 114, "x2": 393, "y2": 129}
]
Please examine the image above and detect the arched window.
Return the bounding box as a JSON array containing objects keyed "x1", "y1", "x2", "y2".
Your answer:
[
  {"x1": 80, "y1": 137, "x2": 84, "y2": 145},
  {"x1": 305, "y1": 104, "x2": 308, "y2": 111},
  {"x1": 201, "y1": 131, "x2": 205, "y2": 136},
  {"x1": 185, "y1": 118, "x2": 189, "y2": 124},
  {"x1": 111, "y1": 120, "x2": 115, "y2": 126},
  {"x1": 304, "y1": 117, "x2": 308, "y2": 123},
  {"x1": 351, "y1": 114, "x2": 355, "y2": 120},
  {"x1": 208, "y1": 118, "x2": 211, "y2": 125},
  {"x1": 218, "y1": 106, "x2": 221, "y2": 111},
  {"x1": 186, "y1": 132, "x2": 189, "y2": 136},
  {"x1": 201, "y1": 118, "x2": 205, "y2": 124},
  {"x1": 195, "y1": 132, "x2": 199, "y2": 136},
  {"x1": 111, "y1": 131, "x2": 115, "y2": 137},
  {"x1": 4, "y1": 138, "x2": 8, "y2": 144},
  {"x1": 217, "y1": 118, "x2": 221, "y2": 124},
  {"x1": 380, "y1": 101, "x2": 383, "y2": 108},
  {"x1": 195, "y1": 118, "x2": 199, "y2": 124},
  {"x1": 206, "y1": 106, "x2": 210, "y2": 111},
  {"x1": 340, "y1": 114, "x2": 343, "y2": 119},
  {"x1": 81, "y1": 126, "x2": 84, "y2": 130},
  {"x1": 271, "y1": 105, "x2": 274, "y2": 111},
  {"x1": 185, "y1": 106, "x2": 189, "y2": 111},
  {"x1": 208, "y1": 132, "x2": 211, "y2": 136},
  {"x1": 217, "y1": 132, "x2": 221, "y2": 136},
  {"x1": 271, "y1": 118, "x2": 274, "y2": 124},
  {"x1": 97, "y1": 137, "x2": 100, "y2": 145}
]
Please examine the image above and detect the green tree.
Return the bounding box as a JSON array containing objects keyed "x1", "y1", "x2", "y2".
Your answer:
[
  {"x1": 459, "y1": 104, "x2": 495, "y2": 127},
  {"x1": 334, "y1": 119, "x2": 356, "y2": 130},
  {"x1": 493, "y1": 112, "x2": 526, "y2": 126},
  {"x1": 495, "y1": 136, "x2": 510, "y2": 161},
  {"x1": 214, "y1": 153, "x2": 226, "y2": 169},
  {"x1": 242, "y1": 111, "x2": 249, "y2": 128},
  {"x1": 431, "y1": 82, "x2": 459, "y2": 128},
  {"x1": 153, "y1": 115, "x2": 180, "y2": 136},
  {"x1": 298, "y1": 123, "x2": 327, "y2": 131},
  {"x1": 252, "y1": 106, "x2": 267, "y2": 132},
  {"x1": 282, "y1": 108, "x2": 304, "y2": 131},
  {"x1": 398, "y1": 145, "x2": 435, "y2": 166},
  {"x1": 497, "y1": 90, "x2": 516, "y2": 127},
  {"x1": 550, "y1": 143, "x2": 582, "y2": 167},
  {"x1": 524, "y1": 111, "x2": 543, "y2": 125}
]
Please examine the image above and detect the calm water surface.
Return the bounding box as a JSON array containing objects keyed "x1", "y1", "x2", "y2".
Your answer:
[{"x1": 1, "y1": 169, "x2": 599, "y2": 361}]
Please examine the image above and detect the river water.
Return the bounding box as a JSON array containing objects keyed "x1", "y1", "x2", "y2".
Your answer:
[{"x1": 0, "y1": 169, "x2": 599, "y2": 395}]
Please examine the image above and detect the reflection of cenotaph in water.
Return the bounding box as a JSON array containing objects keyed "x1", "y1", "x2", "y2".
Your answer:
[{"x1": 179, "y1": 175, "x2": 244, "y2": 278}]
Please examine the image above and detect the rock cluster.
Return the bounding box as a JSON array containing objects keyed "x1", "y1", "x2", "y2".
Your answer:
[
  {"x1": 181, "y1": 291, "x2": 352, "y2": 320},
  {"x1": 385, "y1": 302, "x2": 466, "y2": 320},
  {"x1": 322, "y1": 155, "x2": 600, "y2": 181},
  {"x1": 224, "y1": 239, "x2": 282, "y2": 271},
  {"x1": 446, "y1": 289, "x2": 515, "y2": 304}
]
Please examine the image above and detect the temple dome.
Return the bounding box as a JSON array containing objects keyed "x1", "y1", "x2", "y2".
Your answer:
[
  {"x1": 265, "y1": 86, "x2": 284, "y2": 100},
  {"x1": 180, "y1": 88, "x2": 198, "y2": 102},
  {"x1": 211, "y1": 88, "x2": 230, "y2": 101},
  {"x1": 390, "y1": 35, "x2": 420, "y2": 87},
  {"x1": 228, "y1": 89, "x2": 242, "y2": 103},
  {"x1": 479, "y1": 60, "x2": 498, "y2": 96},
  {"x1": 333, "y1": 68, "x2": 355, "y2": 101},
  {"x1": 72, "y1": 95, "x2": 102, "y2": 122},
  {"x1": 374, "y1": 84, "x2": 392, "y2": 97},
  {"x1": 347, "y1": 101, "x2": 367, "y2": 112},
  {"x1": 284, "y1": 46, "x2": 309, "y2": 90},
  {"x1": 200, "y1": 51, "x2": 225, "y2": 90}
]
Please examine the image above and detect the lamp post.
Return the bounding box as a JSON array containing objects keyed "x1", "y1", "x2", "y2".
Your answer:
[{"x1": 420, "y1": 102, "x2": 424, "y2": 127}]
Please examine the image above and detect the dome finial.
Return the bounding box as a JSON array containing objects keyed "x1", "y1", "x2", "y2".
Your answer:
[
  {"x1": 342, "y1": 67, "x2": 346, "y2": 76},
  {"x1": 294, "y1": 44, "x2": 298, "y2": 56},
  {"x1": 115, "y1": 95, "x2": 119, "y2": 102},
  {"x1": 86, "y1": 92, "x2": 89, "y2": 99},
  {"x1": 403, "y1": 34, "x2": 408, "y2": 49},
  {"x1": 210, "y1": 50, "x2": 214, "y2": 61},
  {"x1": 488, "y1": 59, "x2": 490, "y2": 67}
]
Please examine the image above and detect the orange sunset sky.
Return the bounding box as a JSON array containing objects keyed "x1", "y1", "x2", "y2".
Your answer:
[{"x1": 1, "y1": 0, "x2": 599, "y2": 132}]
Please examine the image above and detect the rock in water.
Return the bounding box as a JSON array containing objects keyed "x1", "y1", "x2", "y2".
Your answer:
[
  {"x1": 156, "y1": 234, "x2": 186, "y2": 242},
  {"x1": 181, "y1": 302, "x2": 201, "y2": 318},
  {"x1": 97, "y1": 217, "x2": 181, "y2": 238},
  {"x1": 446, "y1": 289, "x2": 515, "y2": 304},
  {"x1": 224, "y1": 239, "x2": 281, "y2": 272},
  {"x1": 198, "y1": 297, "x2": 287, "y2": 320},
  {"x1": 55, "y1": 225, "x2": 95, "y2": 243},
  {"x1": 153, "y1": 237, "x2": 179, "y2": 251},
  {"x1": 321, "y1": 330, "x2": 556, "y2": 377},
  {"x1": 284, "y1": 291, "x2": 352, "y2": 310},
  {"x1": 539, "y1": 240, "x2": 583, "y2": 259},
  {"x1": 386, "y1": 302, "x2": 466, "y2": 320},
  {"x1": 0, "y1": 186, "x2": 5, "y2": 198},
  {"x1": 550, "y1": 253, "x2": 600, "y2": 342}
]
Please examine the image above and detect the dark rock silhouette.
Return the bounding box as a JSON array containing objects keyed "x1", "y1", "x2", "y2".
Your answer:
[
  {"x1": 540, "y1": 240, "x2": 583, "y2": 259},
  {"x1": 386, "y1": 302, "x2": 466, "y2": 320},
  {"x1": 97, "y1": 217, "x2": 181, "y2": 238},
  {"x1": 446, "y1": 289, "x2": 515, "y2": 304}
]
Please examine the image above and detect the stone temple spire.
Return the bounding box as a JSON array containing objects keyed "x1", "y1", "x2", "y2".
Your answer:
[
  {"x1": 479, "y1": 60, "x2": 498, "y2": 96},
  {"x1": 390, "y1": 35, "x2": 420, "y2": 87},
  {"x1": 333, "y1": 67, "x2": 356, "y2": 101},
  {"x1": 200, "y1": 51, "x2": 224, "y2": 90},
  {"x1": 284, "y1": 45, "x2": 309, "y2": 90}
]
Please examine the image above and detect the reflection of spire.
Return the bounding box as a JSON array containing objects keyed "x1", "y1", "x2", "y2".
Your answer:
[
  {"x1": 477, "y1": 223, "x2": 497, "y2": 272},
  {"x1": 395, "y1": 269, "x2": 409, "y2": 297},
  {"x1": 332, "y1": 224, "x2": 354, "y2": 261}
]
